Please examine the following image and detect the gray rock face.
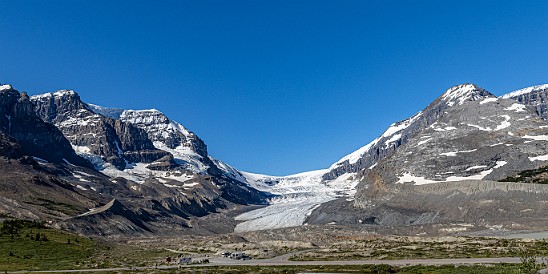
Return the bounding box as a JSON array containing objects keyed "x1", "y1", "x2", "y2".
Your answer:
[
  {"x1": 31, "y1": 91, "x2": 168, "y2": 169},
  {"x1": 0, "y1": 86, "x2": 89, "y2": 166},
  {"x1": 354, "y1": 90, "x2": 548, "y2": 207},
  {"x1": 20, "y1": 86, "x2": 269, "y2": 236},
  {"x1": 119, "y1": 110, "x2": 208, "y2": 157},
  {"x1": 324, "y1": 84, "x2": 494, "y2": 180},
  {"x1": 303, "y1": 83, "x2": 548, "y2": 232},
  {"x1": 502, "y1": 84, "x2": 548, "y2": 120},
  {"x1": 308, "y1": 181, "x2": 548, "y2": 229}
]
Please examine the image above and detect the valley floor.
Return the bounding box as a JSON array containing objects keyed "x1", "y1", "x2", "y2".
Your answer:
[{"x1": 2, "y1": 220, "x2": 548, "y2": 273}]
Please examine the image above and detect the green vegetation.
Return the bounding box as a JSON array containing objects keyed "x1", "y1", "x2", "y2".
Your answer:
[
  {"x1": 24, "y1": 198, "x2": 82, "y2": 215},
  {"x1": 499, "y1": 165, "x2": 548, "y2": 184},
  {"x1": 0, "y1": 219, "x2": 104, "y2": 270},
  {"x1": 1, "y1": 219, "x2": 547, "y2": 273},
  {"x1": 0, "y1": 219, "x2": 173, "y2": 271}
]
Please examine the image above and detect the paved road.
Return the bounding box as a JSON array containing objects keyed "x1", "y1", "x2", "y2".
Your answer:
[
  {"x1": 4, "y1": 256, "x2": 540, "y2": 273},
  {"x1": 209, "y1": 256, "x2": 525, "y2": 266}
]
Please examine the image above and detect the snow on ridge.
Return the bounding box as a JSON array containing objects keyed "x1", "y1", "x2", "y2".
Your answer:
[
  {"x1": 331, "y1": 111, "x2": 423, "y2": 168},
  {"x1": 53, "y1": 90, "x2": 76, "y2": 97},
  {"x1": 0, "y1": 84, "x2": 12, "y2": 91},
  {"x1": 31, "y1": 90, "x2": 76, "y2": 100},
  {"x1": 501, "y1": 84, "x2": 548, "y2": 99},
  {"x1": 441, "y1": 84, "x2": 489, "y2": 106},
  {"x1": 86, "y1": 103, "x2": 125, "y2": 119},
  {"x1": 331, "y1": 137, "x2": 380, "y2": 168},
  {"x1": 153, "y1": 141, "x2": 208, "y2": 174},
  {"x1": 120, "y1": 109, "x2": 191, "y2": 136}
]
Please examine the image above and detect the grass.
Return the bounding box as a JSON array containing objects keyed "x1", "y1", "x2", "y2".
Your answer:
[
  {"x1": 0, "y1": 219, "x2": 545, "y2": 273},
  {"x1": 0, "y1": 219, "x2": 105, "y2": 271},
  {"x1": 0, "y1": 219, "x2": 174, "y2": 271}
]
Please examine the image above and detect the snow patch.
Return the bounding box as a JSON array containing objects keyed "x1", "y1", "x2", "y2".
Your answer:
[
  {"x1": 439, "y1": 149, "x2": 476, "y2": 157},
  {"x1": 529, "y1": 154, "x2": 548, "y2": 161},
  {"x1": 523, "y1": 135, "x2": 548, "y2": 141},
  {"x1": 466, "y1": 165, "x2": 488, "y2": 171},
  {"x1": 384, "y1": 133, "x2": 402, "y2": 147},
  {"x1": 397, "y1": 161, "x2": 507, "y2": 185},
  {"x1": 480, "y1": 98, "x2": 498, "y2": 105},
  {"x1": 433, "y1": 126, "x2": 457, "y2": 132},
  {"x1": 71, "y1": 145, "x2": 91, "y2": 154},
  {"x1": 495, "y1": 115, "x2": 511, "y2": 130},
  {"x1": 505, "y1": 103, "x2": 527, "y2": 112},
  {"x1": 76, "y1": 185, "x2": 88, "y2": 191},
  {"x1": 466, "y1": 115, "x2": 511, "y2": 131},
  {"x1": 101, "y1": 162, "x2": 195, "y2": 184},
  {"x1": 332, "y1": 111, "x2": 423, "y2": 167},
  {"x1": 418, "y1": 137, "x2": 432, "y2": 146}
]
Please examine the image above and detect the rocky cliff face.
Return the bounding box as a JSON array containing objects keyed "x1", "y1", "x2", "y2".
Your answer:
[
  {"x1": 0, "y1": 85, "x2": 89, "y2": 166},
  {"x1": 31, "y1": 91, "x2": 169, "y2": 169},
  {"x1": 302, "y1": 84, "x2": 548, "y2": 231},
  {"x1": 25, "y1": 86, "x2": 268, "y2": 236},
  {"x1": 323, "y1": 84, "x2": 494, "y2": 180},
  {"x1": 502, "y1": 84, "x2": 548, "y2": 120},
  {"x1": 354, "y1": 92, "x2": 548, "y2": 207},
  {"x1": 232, "y1": 83, "x2": 548, "y2": 232}
]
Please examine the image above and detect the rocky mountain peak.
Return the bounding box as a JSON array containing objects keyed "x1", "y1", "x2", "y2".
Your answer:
[
  {"x1": 119, "y1": 108, "x2": 207, "y2": 157},
  {"x1": 439, "y1": 83, "x2": 493, "y2": 106},
  {"x1": 323, "y1": 84, "x2": 493, "y2": 180},
  {"x1": 30, "y1": 89, "x2": 167, "y2": 170},
  {"x1": 0, "y1": 84, "x2": 13, "y2": 91},
  {"x1": 31, "y1": 89, "x2": 79, "y2": 100},
  {"x1": 19, "y1": 91, "x2": 30, "y2": 101}
]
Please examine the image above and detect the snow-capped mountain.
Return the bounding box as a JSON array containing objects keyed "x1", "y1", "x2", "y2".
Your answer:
[
  {"x1": 25, "y1": 87, "x2": 269, "y2": 235},
  {"x1": 325, "y1": 84, "x2": 493, "y2": 180},
  {"x1": 236, "y1": 83, "x2": 548, "y2": 232},
  {"x1": 235, "y1": 84, "x2": 496, "y2": 231},
  {"x1": 2, "y1": 81, "x2": 548, "y2": 236}
]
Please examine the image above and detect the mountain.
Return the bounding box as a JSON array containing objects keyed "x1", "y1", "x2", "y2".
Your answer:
[
  {"x1": 325, "y1": 84, "x2": 494, "y2": 180},
  {"x1": 238, "y1": 84, "x2": 548, "y2": 234},
  {"x1": 2, "y1": 81, "x2": 548, "y2": 237},
  {"x1": 0, "y1": 85, "x2": 90, "y2": 166},
  {"x1": 0, "y1": 84, "x2": 269, "y2": 236}
]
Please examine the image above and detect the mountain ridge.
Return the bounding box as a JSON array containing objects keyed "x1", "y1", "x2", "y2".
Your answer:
[{"x1": 2, "y1": 81, "x2": 548, "y2": 236}]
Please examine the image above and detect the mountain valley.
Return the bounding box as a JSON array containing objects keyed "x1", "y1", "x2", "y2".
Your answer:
[{"x1": 0, "y1": 82, "x2": 547, "y2": 239}]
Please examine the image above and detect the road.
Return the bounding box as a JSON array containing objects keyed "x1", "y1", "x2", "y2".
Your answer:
[{"x1": 4, "y1": 256, "x2": 542, "y2": 273}]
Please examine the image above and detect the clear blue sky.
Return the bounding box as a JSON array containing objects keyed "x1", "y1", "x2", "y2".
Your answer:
[{"x1": 1, "y1": 1, "x2": 548, "y2": 175}]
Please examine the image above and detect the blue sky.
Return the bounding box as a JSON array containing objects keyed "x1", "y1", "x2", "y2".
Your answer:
[{"x1": 1, "y1": 1, "x2": 548, "y2": 175}]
